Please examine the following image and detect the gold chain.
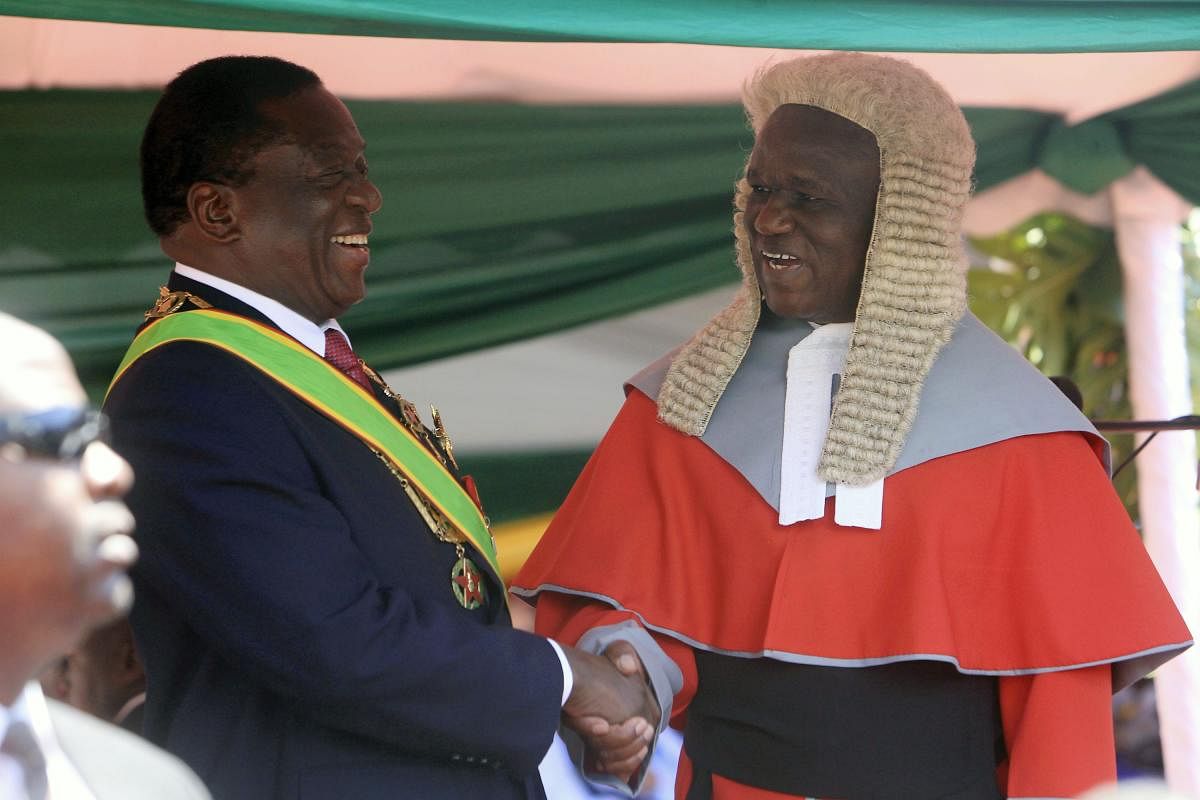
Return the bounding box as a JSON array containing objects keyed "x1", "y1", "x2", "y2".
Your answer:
[
  {"x1": 367, "y1": 446, "x2": 467, "y2": 553},
  {"x1": 358, "y1": 369, "x2": 494, "y2": 558},
  {"x1": 359, "y1": 364, "x2": 449, "y2": 467},
  {"x1": 368, "y1": 445, "x2": 497, "y2": 559}
]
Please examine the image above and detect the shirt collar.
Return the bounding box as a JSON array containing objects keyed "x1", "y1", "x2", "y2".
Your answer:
[
  {"x1": 8, "y1": 683, "x2": 96, "y2": 799},
  {"x1": 173, "y1": 263, "x2": 349, "y2": 356},
  {"x1": 1, "y1": 684, "x2": 45, "y2": 754},
  {"x1": 0, "y1": 688, "x2": 17, "y2": 743}
]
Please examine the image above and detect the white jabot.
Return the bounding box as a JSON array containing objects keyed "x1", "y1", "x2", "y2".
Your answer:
[
  {"x1": 834, "y1": 480, "x2": 884, "y2": 529},
  {"x1": 779, "y1": 323, "x2": 884, "y2": 530},
  {"x1": 174, "y1": 264, "x2": 350, "y2": 356}
]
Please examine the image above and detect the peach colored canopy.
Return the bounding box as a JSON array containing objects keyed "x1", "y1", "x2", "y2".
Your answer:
[{"x1": 1, "y1": 15, "x2": 1198, "y2": 120}]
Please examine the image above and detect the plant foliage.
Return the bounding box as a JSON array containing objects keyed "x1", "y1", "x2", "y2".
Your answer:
[{"x1": 967, "y1": 212, "x2": 1200, "y2": 520}]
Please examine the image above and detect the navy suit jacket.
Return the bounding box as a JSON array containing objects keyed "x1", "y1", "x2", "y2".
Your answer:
[{"x1": 105, "y1": 273, "x2": 562, "y2": 800}]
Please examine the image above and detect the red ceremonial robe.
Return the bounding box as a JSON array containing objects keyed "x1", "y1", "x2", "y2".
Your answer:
[{"x1": 514, "y1": 389, "x2": 1191, "y2": 800}]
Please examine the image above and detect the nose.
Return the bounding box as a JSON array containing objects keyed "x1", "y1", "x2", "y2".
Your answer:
[
  {"x1": 752, "y1": 194, "x2": 794, "y2": 236},
  {"x1": 349, "y1": 176, "x2": 383, "y2": 215},
  {"x1": 80, "y1": 441, "x2": 134, "y2": 500}
]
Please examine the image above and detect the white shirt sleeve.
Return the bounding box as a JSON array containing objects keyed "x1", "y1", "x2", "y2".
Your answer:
[{"x1": 547, "y1": 639, "x2": 574, "y2": 706}]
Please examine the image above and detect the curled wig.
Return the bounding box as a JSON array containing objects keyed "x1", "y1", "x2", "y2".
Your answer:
[{"x1": 657, "y1": 52, "x2": 975, "y2": 485}]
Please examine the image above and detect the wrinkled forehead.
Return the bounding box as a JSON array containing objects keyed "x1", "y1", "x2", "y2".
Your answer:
[
  {"x1": 748, "y1": 104, "x2": 881, "y2": 190},
  {"x1": 0, "y1": 315, "x2": 86, "y2": 414},
  {"x1": 259, "y1": 86, "x2": 366, "y2": 155},
  {"x1": 756, "y1": 104, "x2": 878, "y2": 155}
]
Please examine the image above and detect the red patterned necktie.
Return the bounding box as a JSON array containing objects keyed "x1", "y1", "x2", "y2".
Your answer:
[{"x1": 323, "y1": 328, "x2": 371, "y2": 391}]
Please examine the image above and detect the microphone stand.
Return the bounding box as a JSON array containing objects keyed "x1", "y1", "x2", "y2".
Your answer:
[{"x1": 1092, "y1": 416, "x2": 1200, "y2": 481}]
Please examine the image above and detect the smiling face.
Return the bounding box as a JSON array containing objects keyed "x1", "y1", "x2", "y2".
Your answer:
[
  {"x1": 744, "y1": 104, "x2": 880, "y2": 323},
  {"x1": 227, "y1": 85, "x2": 383, "y2": 323}
]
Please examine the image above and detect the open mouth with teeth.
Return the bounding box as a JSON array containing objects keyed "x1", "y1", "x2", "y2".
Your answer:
[
  {"x1": 761, "y1": 250, "x2": 801, "y2": 270},
  {"x1": 331, "y1": 233, "x2": 369, "y2": 250}
]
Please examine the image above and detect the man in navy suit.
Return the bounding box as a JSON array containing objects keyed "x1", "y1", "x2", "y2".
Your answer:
[{"x1": 105, "y1": 56, "x2": 656, "y2": 800}]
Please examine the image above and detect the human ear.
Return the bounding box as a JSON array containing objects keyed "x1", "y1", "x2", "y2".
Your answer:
[
  {"x1": 38, "y1": 656, "x2": 71, "y2": 701},
  {"x1": 120, "y1": 634, "x2": 143, "y2": 681},
  {"x1": 187, "y1": 182, "x2": 241, "y2": 243}
]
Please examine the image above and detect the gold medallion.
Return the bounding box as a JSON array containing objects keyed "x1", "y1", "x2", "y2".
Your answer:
[
  {"x1": 451, "y1": 556, "x2": 487, "y2": 609},
  {"x1": 144, "y1": 286, "x2": 212, "y2": 320},
  {"x1": 430, "y1": 406, "x2": 459, "y2": 470}
]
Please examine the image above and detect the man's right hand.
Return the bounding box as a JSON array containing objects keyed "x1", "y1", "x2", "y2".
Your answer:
[{"x1": 561, "y1": 643, "x2": 658, "y2": 784}]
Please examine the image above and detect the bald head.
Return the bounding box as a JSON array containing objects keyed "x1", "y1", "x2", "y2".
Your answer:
[{"x1": 0, "y1": 313, "x2": 87, "y2": 414}]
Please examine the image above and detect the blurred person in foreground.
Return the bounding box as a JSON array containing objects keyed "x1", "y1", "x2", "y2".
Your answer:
[
  {"x1": 104, "y1": 55, "x2": 654, "y2": 800},
  {"x1": 0, "y1": 312, "x2": 209, "y2": 799},
  {"x1": 514, "y1": 53, "x2": 1193, "y2": 799}
]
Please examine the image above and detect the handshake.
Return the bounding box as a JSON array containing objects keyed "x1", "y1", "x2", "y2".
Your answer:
[{"x1": 561, "y1": 642, "x2": 660, "y2": 785}]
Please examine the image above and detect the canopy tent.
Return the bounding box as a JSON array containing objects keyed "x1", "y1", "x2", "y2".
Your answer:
[
  {"x1": 5, "y1": 0, "x2": 1200, "y2": 51},
  {"x1": 3, "y1": 19, "x2": 1200, "y2": 380},
  {"x1": 0, "y1": 4, "x2": 1197, "y2": 791}
]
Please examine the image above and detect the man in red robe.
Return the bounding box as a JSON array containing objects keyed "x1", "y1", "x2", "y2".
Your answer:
[{"x1": 514, "y1": 53, "x2": 1192, "y2": 800}]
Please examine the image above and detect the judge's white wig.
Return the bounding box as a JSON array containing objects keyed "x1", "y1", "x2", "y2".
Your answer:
[{"x1": 657, "y1": 52, "x2": 976, "y2": 485}]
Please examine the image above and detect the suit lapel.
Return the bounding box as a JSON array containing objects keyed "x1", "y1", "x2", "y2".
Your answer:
[{"x1": 155, "y1": 272, "x2": 495, "y2": 581}]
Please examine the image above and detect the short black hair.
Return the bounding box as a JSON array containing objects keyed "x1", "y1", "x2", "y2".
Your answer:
[{"x1": 140, "y1": 55, "x2": 321, "y2": 236}]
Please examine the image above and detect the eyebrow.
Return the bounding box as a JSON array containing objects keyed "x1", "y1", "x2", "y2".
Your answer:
[
  {"x1": 746, "y1": 169, "x2": 831, "y2": 194},
  {"x1": 309, "y1": 139, "x2": 368, "y2": 159}
]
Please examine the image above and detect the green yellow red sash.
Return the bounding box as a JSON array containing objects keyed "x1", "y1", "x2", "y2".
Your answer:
[{"x1": 107, "y1": 309, "x2": 500, "y2": 578}]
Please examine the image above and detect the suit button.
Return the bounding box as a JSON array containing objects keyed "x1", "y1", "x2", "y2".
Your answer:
[{"x1": 451, "y1": 754, "x2": 462, "y2": 761}]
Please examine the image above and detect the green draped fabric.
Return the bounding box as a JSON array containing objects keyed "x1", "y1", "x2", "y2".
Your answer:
[
  {"x1": 0, "y1": 94, "x2": 750, "y2": 392},
  {"x1": 3, "y1": 79, "x2": 1200, "y2": 393},
  {"x1": 462, "y1": 449, "x2": 593, "y2": 524},
  {"x1": 4, "y1": 0, "x2": 1200, "y2": 51},
  {"x1": 971, "y1": 76, "x2": 1200, "y2": 200}
]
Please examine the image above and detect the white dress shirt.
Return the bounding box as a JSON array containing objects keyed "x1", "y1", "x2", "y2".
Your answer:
[
  {"x1": 0, "y1": 691, "x2": 29, "y2": 799},
  {"x1": 1, "y1": 683, "x2": 94, "y2": 799},
  {"x1": 173, "y1": 264, "x2": 348, "y2": 356},
  {"x1": 172, "y1": 265, "x2": 574, "y2": 705}
]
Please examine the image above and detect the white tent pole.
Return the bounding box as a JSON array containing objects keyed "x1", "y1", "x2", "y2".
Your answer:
[{"x1": 1110, "y1": 167, "x2": 1200, "y2": 795}]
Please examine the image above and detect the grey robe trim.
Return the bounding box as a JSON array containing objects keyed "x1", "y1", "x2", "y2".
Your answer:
[
  {"x1": 629, "y1": 311, "x2": 1105, "y2": 512},
  {"x1": 511, "y1": 585, "x2": 1192, "y2": 693}
]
